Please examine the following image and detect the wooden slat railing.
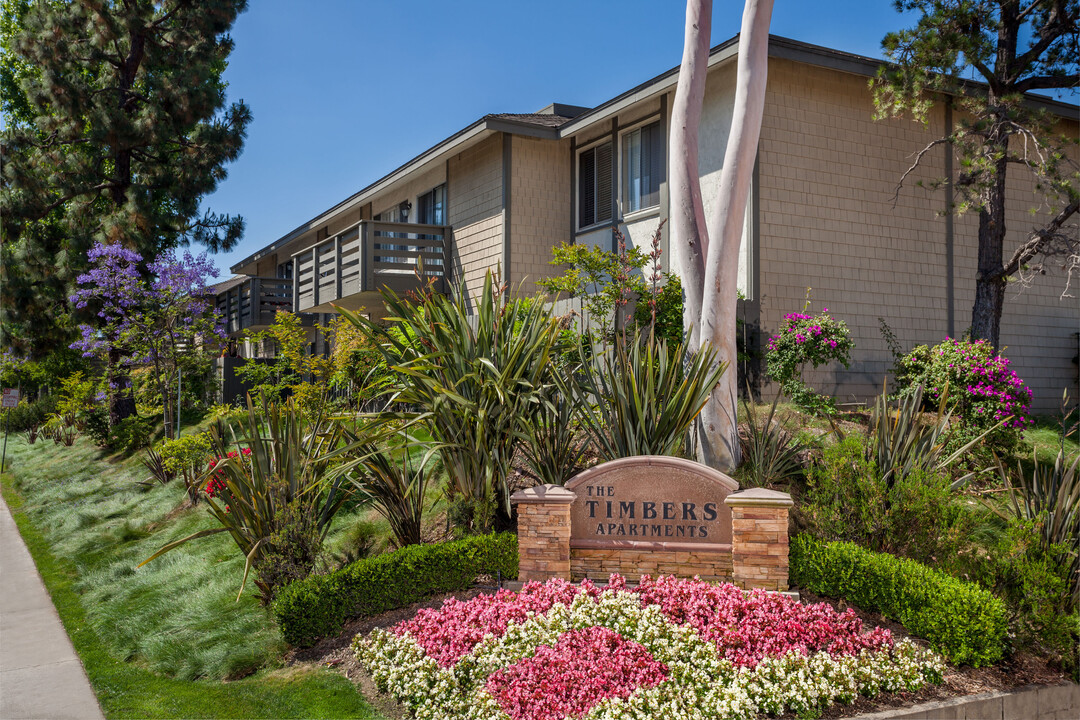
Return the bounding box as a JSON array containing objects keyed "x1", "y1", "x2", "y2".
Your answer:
[{"x1": 293, "y1": 220, "x2": 450, "y2": 312}]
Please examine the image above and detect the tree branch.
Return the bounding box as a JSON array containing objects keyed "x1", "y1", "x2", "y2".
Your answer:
[
  {"x1": 892, "y1": 138, "x2": 950, "y2": 205},
  {"x1": 991, "y1": 199, "x2": 1080, "y2": 281},
  {"x1": 1014, "y1": 74, "x2": 1078, "y2": 92}
]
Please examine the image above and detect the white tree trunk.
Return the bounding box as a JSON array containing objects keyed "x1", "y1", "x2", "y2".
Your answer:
[
  {"x1": 697, "y1": 0, "x2": 774, "y2": 471},
  {"x1": 669, "y1": 0, "x2": 713, "y2": 350}
]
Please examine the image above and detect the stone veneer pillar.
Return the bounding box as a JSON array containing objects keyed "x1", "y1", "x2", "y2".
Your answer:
[
  {"x1": 724, "y1": 488, "x2": 794, "y2": 591},
  {"x1": 510, "y1": 484, "x2": 576, "y2": 582}
]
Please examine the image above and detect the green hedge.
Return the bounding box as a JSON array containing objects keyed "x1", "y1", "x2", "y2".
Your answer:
[
  {"x1": 790, "y1": 534, "x2": 1008, "y2": 667},
  {"x1": 273, "y1": 532, "x2": 518, "y2": 647}
]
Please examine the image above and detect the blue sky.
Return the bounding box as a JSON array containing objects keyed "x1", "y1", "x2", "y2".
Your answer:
[{"x1": 205, "y1": 0, "x2": 916, "y2": 275}]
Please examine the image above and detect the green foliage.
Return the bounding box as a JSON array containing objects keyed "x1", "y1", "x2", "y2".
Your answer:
[
  {"x1": 737, "y1": 393, "x2": 809, "y2": 488},
  {"x1": 569, "y1": 333, "x2": 727, "y2": 460},
  {"x1": 338, "y1": 430, "x2": 436, "y2": 547},
  {"x1": 790, "y1": 535, "x2": 1008, "y2": 667},
  {"x1": 55, "y1": 371, "x2": 97, "y2": 428},
  {"x1": 235, "y1": 311, "x2": 329, "y2": 407},
  {"x1": 521, "y1": 388, "x2": 590, "y2": 486},
  {"x1": 895, "y1": 338, "x2": 1033, "y2": 454},
  {"x1": 105, "y1": 414, "x2": 153, "y2": 455},
  {"x1": 272, "y1": 533, "x2": 519, "y2": 648},
  {"x1": 158, "y1": 432, "x2": 213, "y2": 504},
  {"x1": 993, "y1": 413, "x2": 1080, "y2": 609},
  {"x1": 538, "y1": 239, "x2": 648, "y2": 340},
  {"x1": 0, "y1": 395, "x2": 55, "y2": 435},
  {"x1": 765, "y1": 306, "x2": 853, "y2": 414},
  {"x1": 142, "y1": 397, "x2": 353, "y2": 602},
  {"x1": 337, "y1": 272, "x2": 559, "y2": 532},
  {"x1": 632, "y1": 273, "x2": 685, "y2": 346},
  {"x1": 254, "y1": 496, "x2": 325, "y2": 599},
  {"x1": 865, "y1": 384, "x2": 986, "y2": 491},
  {"x1": 989, "y1": 517, "x2": 1078, "y2": 672},
  {"x1": 800, "y1": 435, "x2": 982, "y2": 563},
  {"x1": 141, "y1": 445, "x2": 175, "y2": 486},
  {"x1": 1, "y1": 0, "x2": 250, "y2": 354}
]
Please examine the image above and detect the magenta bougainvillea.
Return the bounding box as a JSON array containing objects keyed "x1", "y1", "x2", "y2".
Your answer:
[
  {"x1": 895, "y1": 337, "x2": 1033, "y2": 451},
  {"x1": 766, "y1": 307, "x2": 854, "y2": 413}
]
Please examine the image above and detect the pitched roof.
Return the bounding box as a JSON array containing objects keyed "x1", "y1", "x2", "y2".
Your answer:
[{"x1": 486, "y1": 112, "x2": 577, "y2": 128}]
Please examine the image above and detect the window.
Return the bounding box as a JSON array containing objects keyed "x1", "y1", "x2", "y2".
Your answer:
[
  {"x1": 578, "y1": 141, "x2": 613, "y2": 228},
  {"x1": 622, "y1": 121, "x2": 663, "y2": 213},
  {"x1": 417, "y1": 184, "x2": 445, "y2": 226}
]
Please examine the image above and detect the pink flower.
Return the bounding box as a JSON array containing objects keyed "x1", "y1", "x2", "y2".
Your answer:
[{"x1": 486, "y1": 626, "x2": 667, "y2": 720}]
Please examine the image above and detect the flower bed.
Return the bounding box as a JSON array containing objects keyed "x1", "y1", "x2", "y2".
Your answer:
[{"x1": 354, "y1": 575, "x2": 944, "y2": 719}]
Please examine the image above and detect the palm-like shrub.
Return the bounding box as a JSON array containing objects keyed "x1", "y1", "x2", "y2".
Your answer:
[
  {"x1": 140, "y1": 395, "x2": 353, "y2": 602},
  {"x1": 521, "y1": 389, "x2": 590, "y2": 486},
  {"x1": 337, "y1": 429, "x2": 437, "y2": 547},
  {"x1": 738, "y1": 392, "x2": 809, "y2": 488},
  {"x1": 570, "y1": 334, "x2": 727, "y2": 460},
  {"x1": 866, "y1": 384, "x2": 986, "y2": 491},
  {"x1": 336, "y1": 272, "x2": 560, "y2": 531}
]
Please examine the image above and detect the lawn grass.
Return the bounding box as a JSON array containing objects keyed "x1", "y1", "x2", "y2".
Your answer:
[{"x1": 1, "y1": 431, "x2": 387, "y2": 719}]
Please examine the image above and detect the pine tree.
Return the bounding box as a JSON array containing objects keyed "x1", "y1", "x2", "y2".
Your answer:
[
  {"x1": 1, "y1": 0, "x2": 251, "y2": 360},
  {"x1": 873, "y1": 0, "x2": 1079, "y2": 349}
]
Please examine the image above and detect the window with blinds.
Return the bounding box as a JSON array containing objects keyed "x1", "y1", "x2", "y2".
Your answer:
[
  {"x1": 578, "y1": 141, "x2": 613, "y2": 228},
  {"x1": 623, "y1": 121, "x2": 663, "y2": 213}
]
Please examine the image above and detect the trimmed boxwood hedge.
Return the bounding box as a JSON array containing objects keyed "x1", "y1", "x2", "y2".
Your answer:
[
  {"x1": 790, "y1": 534, "x2": 1008, "y2": 667},
  {"x1": 273, "y1": 532, "x2": 518, "y2": 647}
]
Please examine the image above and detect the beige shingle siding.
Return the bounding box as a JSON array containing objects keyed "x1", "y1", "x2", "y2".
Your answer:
[
  {"x1": 510, "y1": 135, "x2": 571, "y2": 292},
  {"x1": 449, "y1": 134, "x2": 504, "y2": 300},
  {"x1": 756, "y1": 58, "x2": 1078, "y2": 413}
]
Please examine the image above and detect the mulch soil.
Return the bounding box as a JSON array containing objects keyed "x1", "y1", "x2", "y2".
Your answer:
[{"x1": 287, "y1": 584, "x2": 1069, "y2": 720}]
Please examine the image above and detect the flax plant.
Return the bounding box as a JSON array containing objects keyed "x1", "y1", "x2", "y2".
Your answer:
[
  {"x1": 569, "y1": 332, "x2": 727, "y2": 460},
  {"x1": 335, "y1": 428, "x2": 438, "y2": 547},
  {"x1": 140, "y1": 394, "x2": 355, "y2": 602},
  {"x1": 738, "y1": 391, "x2": 808, "y2": 488},
  {"x1": 336, "y1": 272, "x2": 560, "y2": 530},
  {"x1": 865, "y1": 383, "x2": 990, "y2": 492}
]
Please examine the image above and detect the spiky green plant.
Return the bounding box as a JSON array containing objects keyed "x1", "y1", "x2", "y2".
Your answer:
[
  {"x1": 570, "y1": 334, "x2": 727, "y2": 460},
  {"x1": 994, "y1": 392, "x2": 1080, "y2": 607},
  {"x1": 521, "y1": 388, "x2": 590, "y2": 486},
  {"x1": 140, "y1": 395, "x2": 354, "y2": 602},
  {"x1": 336, "y1": 428, "x2": 437, "y2": 547},
  {"x1": 738, "y1": 392, "x2": 808, "y2": 488},
  {"x1": 336, "y1": 272, "x2": 560, "y2": 531},
  {"x1": 867, "y1": 383, "x2": 989, "y2": 491}
]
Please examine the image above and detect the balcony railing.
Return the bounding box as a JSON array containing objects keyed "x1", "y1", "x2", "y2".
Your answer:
[
  {"x1": 292, "y1": 220, "x2": 450, "y2": 312},
  {"x1": 215, "y1": 277, "x2": 298, "y2": 335}
]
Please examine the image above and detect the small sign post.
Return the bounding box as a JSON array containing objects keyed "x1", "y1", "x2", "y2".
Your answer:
[{"x1": 1, "y1": 388, "x2": 19, "y2": 475}]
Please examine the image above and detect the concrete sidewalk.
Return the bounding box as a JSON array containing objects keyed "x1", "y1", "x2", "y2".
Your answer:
[{"x1": 1, "y1": 495, "x2": 104, "y2": 720}]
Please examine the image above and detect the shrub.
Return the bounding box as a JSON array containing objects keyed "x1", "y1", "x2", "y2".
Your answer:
[
  {"x1": 142, "y1": 397, "x2": 353, "y2": 602},
  {"x1": 337, "y1": 272, "x2": 559, "y2": 532},
  {"x1": 254, "y1": 494, "x2": 324, "y2": 596},
  {"x1": 272, "y1": 532, "x2": 518, "y2": 647},
  {"x1": 737, "y1": 392, "x2": 809, "y2": 488},
  {"x1": 895, "y1": 338, "x2": 1032, "y2": 453},
  {"x1": 865, "y1": 384, "x2": 984, "y2": 491},
  {"x1": 766, "y1": 307, "x2": 853, "y2": 414},
  {"x1": 570, "y1": 332, "x2": 727, "y2": 460},
  {"x1": 521, "y1": 387, "x2": 590, "y2": 487},
  {"x1": 158, "y1": 432, "x2": 213, "y2": 503},
  {"x1": 338, "y1": 430, "x2": 436, "y2": 547},
  {"x1": 1, "y1": 396, "x2": 55, "y2": 438},
  {"x1": 801, "y1": 435, "x2": 983, "y2": 565},
  {"x1": 790, "y1": 535, "x2": 1008, "y2": 667}
]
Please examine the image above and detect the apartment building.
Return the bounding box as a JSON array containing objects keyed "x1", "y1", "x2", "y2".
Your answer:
[{"x1": 217, "y1": 34, "x2": 1079, "y2": 412}]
